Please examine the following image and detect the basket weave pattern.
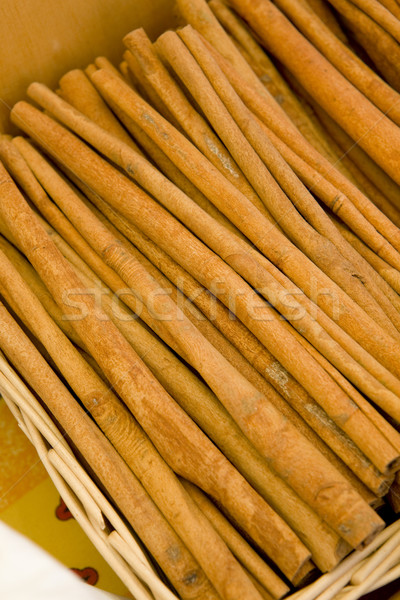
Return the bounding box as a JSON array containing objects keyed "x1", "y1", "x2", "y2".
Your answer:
[{"x1": 1, "y1": 351, "x2": 399, "y2": 600}]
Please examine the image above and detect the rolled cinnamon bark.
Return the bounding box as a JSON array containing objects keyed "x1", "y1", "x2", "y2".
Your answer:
[
  {"x1": 176, "y1": 28, "x2": 400, "y2": 340},
  {"x1": 64, "y1": 245, "x2": 354, "y2": 572},
  {"x1": 0, "y1": 152, "x2": 384, "y2": 549},
  {"x1": 67, "y1": 180, "x2": 382, "y2": 499},
  {"x1": 78, "y1": 69, "x2": 400, "y2": 385},
  {"x1": 176, "y1": 0, "x2": 268, "y2": 95},
  {"x1": 207, "y1": 0, "x2": 342, "y2": 160},
  {"x1": 118, "y1": 60, "x2": 133, "y2": 85},
  {"x1": 123, "y1": 29, "x2": 276, "y2": 225},
  {"x1": 203, "y1": 43, "x2": 400, "y2": 266},
  {"x1": 335, "y1": 222, "x2": 400, "y2": 297},
  {"x1": 6, "y1": 138, "x2": 292, "y2": 428},
  {"x1": 76, "y1": 66, "x2": 246, "y2": 240},
  {"x1": 279, "y1": 74, "x2": 400, "y2": 231},
  {"x1": 168, "y1": 26, "x2": 400, "y2": 338},
  {"x1": 272, "y1": 0, "x2": 400, "y2": 127},
  {"x1": 226, "y1": 0, "x2": 400, "y2": 184},
  {"x1": 13, "y1": 99, "x2": 400, "y2": 465},
  {"x1": 181, "y1": 480, "x2": 291, "y2": 597},
  {"x1": 94, "y1": 56, "x2": 126, "y2": 80},
  {"x1": 0, "y1": 233, "x2": 83, "y2": 348},
  {"x1": 0, "y1": 160, "x2": 315, "y2": 582},
  {"x1": 246, "y1": 120, "x2": 400, "y2": 333},
  {"x1": 59, "y1": 69, "x2": 141, "y2": 151},
  {"x1": 0, "y1": 300, "x2": 223, "y2": 600},
  {"x1": 311, "y1": 108, "x2": 400, "y2": 220},
  {"x1": 302, "y1": 0, "x2": 349, "y2": 41},
  {"x1": 0, "y1": 247, "x2": 236, "y2": 600},
  {"x1": 344, "y1": 0, "x2": 400, "y2": 42},
  {"x1": 49, "y1": 184, "x2": 382, "y2": 501},
  {"x1": 329, "y1": 0, "x2": 400, "y2": 91}
]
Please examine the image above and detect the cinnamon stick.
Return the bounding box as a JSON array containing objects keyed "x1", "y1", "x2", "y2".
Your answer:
[
  {"x1": 272, "y1": 0, "x2": 400, "y2": 128},
  {"x1": 58, "y1": 69, "x2": 141, "y2": 151},
  {"x1": 345, "y1": 0, "x2": 400, "y2": 43},
  {"x1": 226, "y1": 0, "x2": 400, "y2": 184},
  {"x1": 64, "y1": 249, "x2": 354, "y2": 572},
  {"x1": 123, "y1": 29, "x2": 275, "y2": 225},
  {"x1": 181, "y1": 480, "x2": 290, "y2": 597},
  {"x1": 0, "y1": 160, "x2": 314, "y2": 582},
  {"x1": 1, "y1": 151, "x2": 384, "y2": 549},
  {"x1": 0, "y1": 233, "x2": 82, "y2": 348},
  {"x1": 82, "y1": 65, "x2": 245, "y2": 240},
  {"x1": 0, "y1": 299, "x2": 222, "y2": 600},
  {"x1": 165, "y1": 26, "x2": 400, "y2": 338},
  {"x1": 78, "y1": 68, "x2": 400, "y2": 385},
  {"x1": 66, "y1": 179, "x2": 383, "y2": 499},
  {"x1": 13, "y1": 99, "x2": 400, "y2": 466},
  {"x1": 207, "y1": 0, "x2": 342, "y2": 160},
  {"x1": 204, "y1": 42, "x2": 400, "y2": 267}
]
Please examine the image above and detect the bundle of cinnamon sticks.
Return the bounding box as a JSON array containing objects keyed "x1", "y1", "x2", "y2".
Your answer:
[{"x1": 1, "y1": 1, "x2": 400, "y2": 598}]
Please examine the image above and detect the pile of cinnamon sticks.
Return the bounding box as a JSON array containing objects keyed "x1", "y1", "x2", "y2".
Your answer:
[{"x1": 1, "y1": 0, "x2": 400, "y2": 598}]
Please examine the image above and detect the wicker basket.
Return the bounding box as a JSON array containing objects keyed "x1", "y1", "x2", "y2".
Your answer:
[
  {"x1": 1, "y1": 351, "x2": 400, "y2": 600},
  {"x1": 1, "y1": 2, "x2": 400, "y2": 599}
]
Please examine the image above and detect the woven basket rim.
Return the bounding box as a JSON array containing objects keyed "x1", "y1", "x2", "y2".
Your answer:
[{"x1": 1, "y1": 351, "x2": 399, "y2": 600}]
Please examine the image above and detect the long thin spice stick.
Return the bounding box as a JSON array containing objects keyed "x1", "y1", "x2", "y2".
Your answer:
[
  {"x1": 313, "y1": 110, "x2": 400, "y2": 229},
  {"x1": 181, "y1": 480, "x2": 291, "y2": 596},
  {"x1": 79, "y1": 67, "x2": 246, "y2": 240},
  {"x1": 19, "y1": 104, "x2": 400, "y2": 474},
  {"x1": 60, "y1": 246, "x2": 359, "y2": 571},
  {"x1": 271, "y1": 0, "x2": 400, "y2": 127},
  {"x1": 86, "y1": 191, "x2": 394, "y2": 486},
  {"x1": 246, "y1": 119, "x2": 400, "y2": 332},
  {"x1": 277, "y1": 71, "x2": 400, "y2": 231},
  {"x1": 377, "y1": 0, "x2": 400, "y2": 19},
  {"x1": 118, "y1": 60, "x2": 134, "y2": 85},
  {"x1": 226, "y1": 0, "x2": 400, "y2": 183},
  {"x1": 174, "y1": 27, "x2": 400, "y2": 338},
  {"x1": 25, "y1": 161, "x2": 272, "y2": 411},
  {"x1": 14, "y1": 99, "x2": 400, "y2": 458},
  {"x1": 0, "y1": 161, "x2": 315, "y2": 582},
  {"x1": 70, "y1": 176, "x2": 393, "y2": 492},
  {"x1": 207, "y1": 0, "x2": 344, "y2": 160},
  {"x1": 0, "y1": 300, "x2": 223, "y2": 600},
  {"x1": 59, "y1": 69, "x2": 141, "y2": 151},
  {"x1": 94, "y1": 57, "x2": 126, "y2": 80},
  {"x1": 80, "y1": 69, "x2": 400, "y2": 383},
  {"x1": 0, "y1": 233, "x2": 83, "y2": 348},
  {"x1": 1, "y1": 152, "x2": 385, "y2": 550},
  {"x1": 291, "y1": 328, "x2": 400, "y2": 456},
  {"x1": 13, "y1": 138, "x2": 299, "y2": 436},
  {"x1": 35, "y1": 216, "x2": 357, "y2": 536},
  {"x1": 335, "y1": 222, "x2": 400, "y2": 297},
  {"x1": 61, "y1": 212, "x2": 386, "y2": 503},
  {"x1": 9, "y1": 135, "x2": 309, "y2": 498},
  {"x1": 123, "y1": 50, "x2": 184, "y2": 130},
  {"x1": 32, "y1": 85, "x2": 400, "y2": 422},
  {"x1": 122, "y1": 29, "x2": 276, "y2": 225},
  {"x1": 0, "y1": 247, "x2": 234, "y2": 600},
  {"x1": 330, "y1": 0, "x2": 400, "y2": 91},
  {"x1": 302, "y1": 0, "x2": 350, "y2": 41},
  {"x1": 231, "y1": 0, "x2": 400, "y2": 178},
  {"x1": 65, "y1": 179, "x2": 383, "y2": 500},
  {"x1": 164, "y1": 26, "x2": 400, "y2": 338},
  {"x1": 6, "y1": 134, "x2": 296, "y2": 434},
  {"x1": 344, "y1": 0, "x2": 400, "y2": 42},
  {"x1": 204, "y1": 42, "x2": 400, "y2": 262},
  {"x1": 310, "y1": 109, "x2": 400, "y2": 219}
]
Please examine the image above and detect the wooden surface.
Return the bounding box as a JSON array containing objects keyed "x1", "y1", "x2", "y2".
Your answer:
[{"x1": 0, "y1": 0, "x2": 177, "y2": 133}]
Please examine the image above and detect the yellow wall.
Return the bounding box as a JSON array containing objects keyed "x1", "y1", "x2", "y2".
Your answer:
[{"x1": 0, "y1": 0, "x2": 177, "y2": 132}]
